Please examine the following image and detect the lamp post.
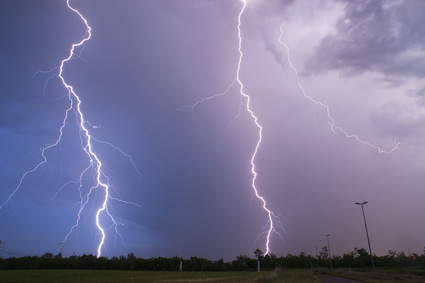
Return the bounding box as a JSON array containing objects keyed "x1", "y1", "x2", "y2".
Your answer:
[
  {"x1": 355, "y1": 201, "x2": 376, "y2": 274},
  {"x1": 325, "y1": 234, "x2": 332, "y2": 270}
]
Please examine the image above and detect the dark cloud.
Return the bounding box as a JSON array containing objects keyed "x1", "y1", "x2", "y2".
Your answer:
[
  {"x1": 2, "y1": 0, "x2": 425, "y2": 261},
  {"x1": 309, "y1": 0, "x2": 425, "y2": 78},
  {"x1": 253, "y1": 0, "x2": 295, "y2": 16}
]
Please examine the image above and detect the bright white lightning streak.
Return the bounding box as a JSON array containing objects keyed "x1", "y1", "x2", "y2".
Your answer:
[
  {"x1": 150, "y1": 79, "x2": 237, "y2": 132},
  {"x1": 57, "y1": 0, "x2": 129, "y2": 257},
  {"x1": 148, "y1": 0, "x2": 282, "y2": 256},
  {"x1": 278, "y1": 23, "x2": 400, "y2": 154},
  {"x1": 237, "y1": 0, "x2": 283, "y2": 256},
  {"x1": 1, "y1": 0, "x2": 139, "y2": 257}
]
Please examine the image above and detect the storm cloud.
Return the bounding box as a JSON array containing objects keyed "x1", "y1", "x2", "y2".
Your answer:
[{"x1": 1, "y1": 0, "x2": 425, "y2": 261}]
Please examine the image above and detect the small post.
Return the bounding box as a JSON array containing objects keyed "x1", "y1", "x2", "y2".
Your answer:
[
  {"x1": 325, "y1": 234, "x2": 332, "y2": 270},
  {"x1": 180, "y1": 261, "x2": 182, "y2": 271},
  {"x1": 257, "y1": 260, "x2": 260, "y2": 272},
  {"x1": 309, "y1": 250, "x2": 313, "y2": 269},
  {"x1": 315, "y1": 245, "x2": 319, "y2": 268}
]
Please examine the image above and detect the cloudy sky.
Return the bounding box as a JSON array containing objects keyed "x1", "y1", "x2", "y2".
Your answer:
[{"x1": 1, "y1": 0, "x2": 425, "y2": 260}]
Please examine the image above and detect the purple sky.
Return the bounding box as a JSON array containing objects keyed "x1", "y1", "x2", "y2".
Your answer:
[{"x1": 1, "y1": 0, "x2": 425, "y2": 261}]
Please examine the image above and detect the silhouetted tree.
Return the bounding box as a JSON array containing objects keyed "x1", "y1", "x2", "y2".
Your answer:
[
  {"x1": 318, "y1": 246, "x2": 329, "y2": 264},
  {"x1": 254, "y1": 248, "x2": 264, "y2": 260},
  {"x1": 262, "y1": 253, "x2": 277, "y2": 270},
  {"x1": 1, "y1": 247, "x2": 425, "y2": 271},
  {"x1": 341, "y1": 251, "x2": 356, "y2": 268},
  {"x1": 215, "y1": 258, "x2": 226, "y2": 271},
  {"x1": 232, "y1": 254, "x2": 250, "y2": 271}
]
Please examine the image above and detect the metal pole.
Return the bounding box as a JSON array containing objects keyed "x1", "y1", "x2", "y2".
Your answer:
[
  {"x1": 309, "y1": 250, "x2": 313, "y2": 269},
  {"x1": 356, "y1": 201, "x2": 376, "y2": 275},
  {"x1": 315, "y1": 245, "x2": 319, "y2": 268},
  {"x1": 325, "y1": 234, "x2": 332, "y2": 270}
]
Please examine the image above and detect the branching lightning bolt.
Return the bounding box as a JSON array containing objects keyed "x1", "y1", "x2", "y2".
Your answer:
[
  {"x1": 149, "y1": 0, "x2": 284, "y2": 256},
  {"x1": 1, "y1": 0, "x2": 140, "y2": 257},
  {"x1": 150, "y1": 79, "x2": 238, "y2": 133},
  {"x1": 2, "y1": 0, "x2": 401, "y2": 261},
  {"x1": 237, "y1": 0, "x2": 284, "y2": 256},
  {"x1": 278, "y1": 23, "x2": 400, "y2": 154}
]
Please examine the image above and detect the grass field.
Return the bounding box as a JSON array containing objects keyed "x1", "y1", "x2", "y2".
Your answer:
[
  {"x1": 0, "y1": 268, "x2": 324, "y2": 283},
  {"x1": 320, "y1": 267, "x2": 425, "y2": 283},
  {"x1": 2, "y1": 268, "x2": 425, "y2": 282}
]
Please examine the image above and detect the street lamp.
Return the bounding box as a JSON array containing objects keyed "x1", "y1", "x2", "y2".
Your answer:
[
  {"x1": 325, "y1": 234, "x2": 332, "y2": 270},
  {"x1": 355, "y1": 201, "x2": 376, "y2": 274}
]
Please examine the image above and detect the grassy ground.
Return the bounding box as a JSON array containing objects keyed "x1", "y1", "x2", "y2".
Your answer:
[
  {"x1": 319, "y1": 267, "x2": 425, "y2": 283},
  {"x1": 267, "y1": 268, "x2": 323, "y2": 282},
  {"x1": 0, "y1": 268, "x2": 324, "y2": 283}
]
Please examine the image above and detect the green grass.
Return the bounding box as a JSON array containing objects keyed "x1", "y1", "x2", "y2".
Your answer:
[
  {"x1": 319, "y1": 267, "x2": 425, "y2": 283},
  {"x1": 268, "y1": 268, "x2": 324, "y2": 283},
  {"x1": 0, "y1": 269, "x2": 324, "y2": 283}
]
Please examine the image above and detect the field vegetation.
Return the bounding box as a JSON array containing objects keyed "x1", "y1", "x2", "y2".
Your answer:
[
  {"x1": 0, "y1": 247, "x2": 424, "y2": 282},
  {"x1": 0, "y1": 268, "x2": 324, "y2": 283},
  {"x1": 320, "y1": 267, "x2": 425, "y2": 283}
]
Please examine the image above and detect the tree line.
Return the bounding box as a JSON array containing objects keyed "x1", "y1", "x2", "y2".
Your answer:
[{"x1": 1, "y1": 247, "x2": 424, "y2": 271}]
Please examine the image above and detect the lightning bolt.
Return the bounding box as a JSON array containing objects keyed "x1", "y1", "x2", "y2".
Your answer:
[
  {"x1": 149, "y1": 79, "x2": 238, "y2": 135},
  {"x1": 148, "y1": 0, "x2": 284, "y2": 256},
  {"x1": 278, "y1": 23, "x2": 400, "y2": 154},
  {"x1": 237, "y1": 0, "x2": 284, "y2": 256},
  {"x1": 1, "y1": 0, "x2": 140, "y2": 257},
  {"x1": 233, "y1": 1, "x2": 400, "y2": 255}
]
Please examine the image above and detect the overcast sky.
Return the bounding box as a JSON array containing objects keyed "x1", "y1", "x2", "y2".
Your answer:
[{"x1": 1, "y1": 0, "x2": 425, "y2": 261}]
